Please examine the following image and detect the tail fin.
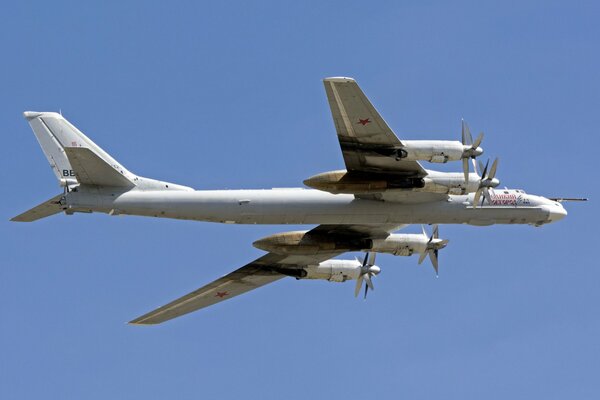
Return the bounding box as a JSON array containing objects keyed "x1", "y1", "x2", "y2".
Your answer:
[{"x1": 23, "y1": 112, "x2": 135, "y2": 188}]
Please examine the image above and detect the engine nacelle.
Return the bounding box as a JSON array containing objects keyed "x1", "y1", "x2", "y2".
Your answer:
[
  {"x1": 301, "y1": 259, "x2": 362, "y2": 282},
  {"x1": 416, "y1": 170, "x2": 484, "y2": 195},
  {"x1": 370, "y1": 234, "x2": 429, "y2": 256},
  {"x1": 400, "y1": 140, "x2": 465, "y2": 163},
  {"x1": 303, "y1": 170, "x2": 425, "y2": 194},
  {"x1": 254, "y1": 230, "x2": 447, "y2": 258},
  {"x1": 253, "y1": 230, "x2": 372, "y2": 255}
]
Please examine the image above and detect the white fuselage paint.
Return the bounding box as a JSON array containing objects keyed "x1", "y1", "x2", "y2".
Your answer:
[
  {"x1": 64, "y1": 187, "x2": 567, "y2": 227},
  {"x1": 401, "y1": 140, "x2": 465, "y2": 163}
]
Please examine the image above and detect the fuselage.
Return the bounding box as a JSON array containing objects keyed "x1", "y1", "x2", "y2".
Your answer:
[{"x1": 64, "y1": 186, "x2": 567, "y2": 227}]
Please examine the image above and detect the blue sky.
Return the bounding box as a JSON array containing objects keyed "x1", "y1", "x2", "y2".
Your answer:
[{"x1": 1, "y1": 1, "x2": 598, "y2": 399}]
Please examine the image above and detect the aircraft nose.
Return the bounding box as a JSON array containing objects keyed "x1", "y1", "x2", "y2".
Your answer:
[{"x1": 547, "y1": 203, "x2": 567, "y2": 222}]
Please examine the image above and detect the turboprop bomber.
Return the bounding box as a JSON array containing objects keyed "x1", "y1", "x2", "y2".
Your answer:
[{"x1": 12, "y1": 77, "x2": 584, "y2": 324}]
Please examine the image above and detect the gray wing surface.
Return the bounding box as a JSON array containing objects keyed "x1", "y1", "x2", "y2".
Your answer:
[
  {"x1": 323, "y1": 77, "x2": 426, "y2": 177},
  {"x1": 130, "y1": 224, "x2": 406, "y2": 325},
  {"x1": 129, "y1": 251, "x2": 343, "y2": 325}
]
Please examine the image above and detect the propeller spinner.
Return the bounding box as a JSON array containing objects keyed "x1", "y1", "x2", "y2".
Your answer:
[
  {"x1": 417, "y1": 225, "x2": 449, "y2": 276},
  {"x1": 461, "y1": 120, "x2": 484, "y2": 185},
  {"x1": 472, "y1": 158, "x2": 500, "y2": 208},
  {"x1": 354, "y1": 252, "x2": 380, "y2": 299}
]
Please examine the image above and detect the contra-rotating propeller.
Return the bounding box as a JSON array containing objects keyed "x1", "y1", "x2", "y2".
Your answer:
[
  {"x1": 418, "y1": 225, "x2": 449, "y2": 276},
  {"x1": 354, "y1": 252, "x2": 380, "y2": 299},
  {"x1": 472, "y1": 157, "x2": 500, "y2": 208},
  {"x1": 461, "y1": 120, "x2": 484, "y2": 185}
]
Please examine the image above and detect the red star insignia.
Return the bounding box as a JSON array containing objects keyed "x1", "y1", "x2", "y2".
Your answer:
[
  {"x1": 215, "y1": 291, "x2": 229, "y2": 298},
  {"x1": 358, "y1": 118, "x2": 371, "y2": 126}
]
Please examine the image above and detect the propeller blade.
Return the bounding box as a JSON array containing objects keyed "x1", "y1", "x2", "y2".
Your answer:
[
  {"x1": 472, "y1": 158, "x2": 479, "y2": 175},
  {"x1": 482, "y1": 187, "x2": 491, "y2": 206},
  {"x1": 488, "y1": 158, "x2": 499, "y2": 180},
  {"x1": 472, "y1": 132, "x2": 484, "y2": 149},
  {"x1": 362, "y1": 252, "x2": 369, "y2": 267},
  {"x1": 462, "y1": 157, "x2": 469, "y2": 184},
  {"x1": 421, "y1": 224, "x2": 427, "y2": 237},
  {"x1": 461, "y1": 120, "x2": 473, "y2": 145},
  {"x1": 429, "y1": 249, "x2": 439, "y2": 276},
  {"x1": 364, "y1": 274, "x2": 374, "y2": 291},
  {"x1": 473, "y1": 189, "x2": 482, "y2": 209},
  {"x1": 418, "y1": 250, "x2": 428, "y2": 265},
  {"x1": 354, "y1": 275, "x2": 363, "y2": 298},
  {"x1": 481, "y1": 159, "x2": 490, "y2": 180},
  {"x1": 367, "y1": 252, "x2": 376, "y2": 266},
  {"x1": 432, "y1": 224, "x2": 439, "y2": 239},
  {"x1": 355, "y1": 253, "x2": 378, "y2": 299}
]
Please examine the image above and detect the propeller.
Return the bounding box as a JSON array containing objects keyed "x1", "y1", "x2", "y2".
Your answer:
[
  {"x1": 354, "y1": 252, "x2": 380, "y2": 299},
  {"x1": 472, "y1": 157, "x2": 500, "y2": 208},
  {"x1": 417, "y1": 225, "x2": 449, "y2": 276},
  {"x1": 461, "y1": 120, "x2": 484, "y2": 185}
]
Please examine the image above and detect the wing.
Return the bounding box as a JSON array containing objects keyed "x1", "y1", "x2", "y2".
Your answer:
[
  {"x1": 130, "y1": 224, "x2": 406, "y2": 325},
  {"x1": 129, "y1": 251, "x2": 342, "y2": 325},
  {"x1": 323, "y1": 77, "x2": 426, "y2": 177}
]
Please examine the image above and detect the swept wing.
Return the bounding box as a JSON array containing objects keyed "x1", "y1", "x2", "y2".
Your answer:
[
  {"x1": 323, "y1": 77, "x2": 426, "y2": 177},
  {"x1": 130, "y1": 224, "x2": 404, "y2": 324},
  {"x1": 129, "y1": 252, "x2": 338, "y2": 325}
]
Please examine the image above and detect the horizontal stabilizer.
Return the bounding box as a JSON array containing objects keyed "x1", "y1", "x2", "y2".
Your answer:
[
  {"x1": 64, "y1": 147, "x2": 134, "y2": 187},
  {"x1": 11, "y1": 194, "x2": 65, "y2": 222}
]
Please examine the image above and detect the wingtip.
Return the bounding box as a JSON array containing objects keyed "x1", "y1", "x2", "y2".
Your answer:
[
  {"x1": 127, "y1": 320, "x2": 154, "y2": 326},
  {"x1": 23, "y1": 111, "x2": 63, "y2": 120},
  {"x1": 23, "y1": 111, "x2": 42, "y2": 120},
  {"x1": 323, "y1": 76, "x2": 356, "y2": 83}
]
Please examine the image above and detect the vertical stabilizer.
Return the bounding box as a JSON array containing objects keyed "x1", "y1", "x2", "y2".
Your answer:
[
  {"x1": 23, "y1": 111, "x2": 135, "y2": 187},
  {"x1": 24, "y1": 112, "x2": 76, "y2": 185},
  {"x1": 20, "y1": 111, "x2": 193, "y2": 197}
]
